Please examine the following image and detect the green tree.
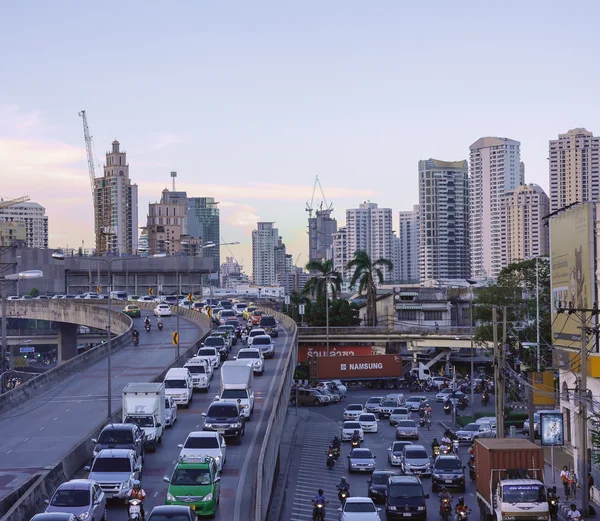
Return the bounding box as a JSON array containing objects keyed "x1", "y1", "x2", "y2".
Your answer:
[
  {"x1": 302, "y1": 259, "x2": 342, "y2": 300},
  {"x1": 28, "y1": 288, "x2": 40, "y2": 298},
  {"x1": 304, "y1": 295, "x2": 360, "y2": 327},
  {"x1": 346, "y1": 250, "x2": 393, "y2": 326},
  {"x1": 285, "y1": 290, "x2": 310, "y2": 322}
]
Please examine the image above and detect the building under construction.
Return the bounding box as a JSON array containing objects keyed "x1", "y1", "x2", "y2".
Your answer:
[{"x1": 306, "y1": 176, "x2": 337, "y2": 263}]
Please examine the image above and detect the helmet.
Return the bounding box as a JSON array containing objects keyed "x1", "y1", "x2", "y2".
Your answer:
[
  {"x1": 441, "y1": 486, "x2": 447, "y2": 492},
  {"x1": 318, "y1": 489, "x2": 324, "y2": 496},
  {"x1": 133, "y1": 480, "x2": 141, "y2": 489},
  {"x1": 341, "y1": 477, "x2": 347, "y2": 482},
  {"x1": 334, "y1": 436, "x2": 339, "y2": 441},
  {"x1": 354, "y1": 430, "x2": 359, "y2": 434},
  {"x1": 571, "y1": 504, "x2": 577, "y2": 510},
  {"x1": 458, "y1": 497, "x2": 464, "y2": 505},
  {"x1": 433, "y1": 438, "x2": 438, "y2": 443}
]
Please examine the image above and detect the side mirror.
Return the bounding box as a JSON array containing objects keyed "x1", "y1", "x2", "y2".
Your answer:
[
  {"x1": 214, "y1": 476, "x2": 221, "y2": 483},
  {"x1": 367, "y1": 480, "x2": 372, "y2": 486},
  {"x1": 44, "y1": 499, "x2": 50, "y2": 505},
  {"x1": 377, "y1": 508, "x2": 382, "y2": 512},
  {"x1": 156, "y1": 423, "x2": 161, "y2": 428},
  {"x1": 201, "y1": 412, "x2": 207, "y2": 417},
  {"x1": 163, "y1": 476, "x2": 170, "y2": 483},
  {"x1": 178, "y1": 444, "x2": 184, "y2": 448},
  {"x1": 91, "y1": 438, "x2": 98, "y2": 444},
  {"x1": 425, "y1": 494, "x2": 430, "y2": 499},
  {"x1": 201, "y1": 343, "x2": 204, "y2": 347},
  {"x1": 135, "y1": 464, "x2": 142, "y2": 472},
  {"x1": 84, "y1": 466, "x2": 91, "y2": 471},
  {"x1": 338, "y1": 508, "x2": 342, "y2": 512}
]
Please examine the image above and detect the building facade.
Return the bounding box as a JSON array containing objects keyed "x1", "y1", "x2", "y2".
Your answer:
[
  {"x1": 500, "y1": 183, "x2": 550, "y2": 266},
  {"x1": 252, "y1": 222, "x2": 279, "y2": 285},
  {"x1": 187, "y1": 197, "x2": 220, "y2": 278},
  {"x1": 308, "y1": 209, "x2": 337, "y2": 262},
  {"x1": 549, "y1": 128, "x2": 600, "y2": 212},
  {"x1": 469, "y1": 137, "x2": 522, "y2": 279},
  {"x1": 0, "y1": 201, "x2": 48, "y2": 248},
  {"x1": 398, "y1": 205, "x2": 420, "y2": 283},
  {"x1": 331, "y1": 226, "x2": 348, "y2": 282},
  {"x1": 419, "y1": 159, "x2": 470, "y2": 282},
  {"x1": 93, "y1": 140, "x2": 138, "y2": 255}
]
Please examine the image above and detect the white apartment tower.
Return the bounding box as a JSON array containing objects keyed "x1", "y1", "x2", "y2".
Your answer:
[
  {"x1": 345, "y1": 202, "x2": 394, "y2": 282},
  {"x1": 469, "y1": 137, "x2": 522, "y2": 279},
  {"x1": 398, "y1": 205, "x2": 420, "y2": 283},
  {"x1": 252, "y1": 222, "x2": 279, "y2": 285},
  {"x1": 94, "y1": 140, "x2": 139, "y2": 254},
  {"x1": 0, "y1": 201, "x2": 48, "y2": 248},
  {"x1": 331, "y1": 227, "x2": 348, "y2": 282},
  {"x1": 500, "y1": 184, "x2": 550, "y2": 266},
  {"x1": 419, "y1": 159, "x2": 470, "y2": 282},
  {"x1": 549, "y1": 128, "x2": 600, "y2": 212}
]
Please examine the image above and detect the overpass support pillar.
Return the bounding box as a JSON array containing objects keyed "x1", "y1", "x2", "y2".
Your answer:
[{"x1": 57, "y1": 323, "x2": 78, "y2": 363}]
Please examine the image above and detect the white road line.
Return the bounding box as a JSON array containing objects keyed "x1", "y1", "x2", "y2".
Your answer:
[
  {"x1": 53, "y1": 417, "x2": 58, "y2": 421},
  {"x1": 6, "y1": 450, "x2": 12, "y2": 454},
  {"x1": 40, "y1": 427, "x2": 44, "y2": 430}
]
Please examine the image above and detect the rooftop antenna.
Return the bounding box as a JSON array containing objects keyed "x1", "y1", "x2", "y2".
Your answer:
[{"x1": 170, "y1": 171, "x2": 177, "y2": 191}]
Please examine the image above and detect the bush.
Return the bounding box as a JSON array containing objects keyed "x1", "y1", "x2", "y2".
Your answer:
[{"x1": 456, "y1": 415, "x2": 473, "y2": 427}]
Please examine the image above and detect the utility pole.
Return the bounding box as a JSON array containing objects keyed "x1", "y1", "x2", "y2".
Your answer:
[
  {"x1": 498, "y1": 306, "x2": 507, "y2": 438},
  {"x1": 579, "y1": 311, "x2": 589, "y2": 516},
  {"x1": 535, "y1": 257, "x2": 541, "y2": 373},
  {"x1": 493, "y1": 307, "x2": 502, "y2": 434}
]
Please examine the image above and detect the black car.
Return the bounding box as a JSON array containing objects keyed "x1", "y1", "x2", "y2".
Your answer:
[
  {"x1": 202, "y1": 401, "x2": 245, "y2": 443},
  {"x1": 367, "y1": 470, "x2": 397, "y2": 503},
  {"x1": 91, "y1": 423, "x2": 145, "y2": 461},
  {"x1": 258, "y1": 315, "x2": 279, "y2": 337},
  {"x1": 203, "y1": 335, "x2": 228, "y2": 360},
  {"x1": 431, "y1": 454, "x2": 466, "y2": 492},
  {"x1": 385, "y1": 475, "x2": 429, "y2": 521},
  {"x1": 148, "y1": 505, "x2": 196, "y2": 521}
]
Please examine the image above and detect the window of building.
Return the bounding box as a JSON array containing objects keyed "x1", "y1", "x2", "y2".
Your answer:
[
  {"x1": 398, "y1": 310, "x2": 417, "y2": 321},
  {"x1": 423, "y1": 311, "x2": 443, "y2": 321}
]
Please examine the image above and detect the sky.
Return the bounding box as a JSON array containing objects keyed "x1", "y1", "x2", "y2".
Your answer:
[{"x1": 2, "y1": 1, "x2": 600, "y2": 275}]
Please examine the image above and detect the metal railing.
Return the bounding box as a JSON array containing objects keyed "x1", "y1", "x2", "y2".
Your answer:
[{"x1": 298, "y1": 325, "x2": 473, "y2": 336}]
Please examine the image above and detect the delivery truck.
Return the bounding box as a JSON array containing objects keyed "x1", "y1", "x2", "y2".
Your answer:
[
  {"x1": 122, "y1": 382, "x2": 165, "y2": 452},
  {"x1": 219, "y1": 361, "x2": 255, "y2": 419},
  {"x1": 475, "y1": 438, "x2": 549, "y2": 521},
  {"x1": 308, "y1": 354, "x2": 403, "y2": 389}
]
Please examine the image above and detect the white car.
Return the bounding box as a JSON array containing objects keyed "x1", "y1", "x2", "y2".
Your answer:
[
  {"x1": 233, "y1": 303, "x2": 247, "y2": 316},
  {"x1": 430, "y1": 376, "x2": 451, "y2": 389},
  {"x1": 164, "y1": 396, "x2": 177, "y2": 427},
  {"x1": 247, "y1": 328, "x2": 267, "y2": 345},
  {"x1": 250, "y1": 334, "x2": 274, "y2": 358},
  {"x1": 388, "y1": 440, "x2": 413, "y2": 466},
  {"x1": 338, "y1": 496, "x2": 381, "y2": 521},
  {"x1": 358, "y1": 413, "x2": 379, "y2": 433},
  {"x1": 341, "y1": 421, "x2": 364, "y2": 441},
  {"x1": 138, "y1": 295, "x2": 158, "y2": 303},
  {"x1": 331, "y1": 380, "x2": 348, "y2": 396},
  {"x1": 405, "y1": 396, "x2": 427, "y2": 412},
  {"x1": 236, "y1": 348, "x2": 265, "y2": 375},
  {"x1": 436, "y1": 388, "x2": 454, "y2": 402},
  {"x1": 364, "y1": 396, "x2": 384, "y2": 413},
  {"x1": 184, "y1": 357, "x2": 211, "y2": 391},
  {"x1": 154, "y1": 304, "x2": 172, "y2": 317},
  {"x1": 389, "y1": 407, "x2": 411, "y2": 426},
  {"x1": 178, "y1": 431, "x2": 227, "y2": 471},
  {"x1": 343, "y1": 404, "x2": 365, "y2": 420},
  {"x1": 196, "y1": 347, "x2": 220, "y2": 370}
]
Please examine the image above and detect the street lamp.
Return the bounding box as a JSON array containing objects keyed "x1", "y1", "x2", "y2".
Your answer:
[{"x1": 466, "y1": 279, "x2": 477, "y2": 417}]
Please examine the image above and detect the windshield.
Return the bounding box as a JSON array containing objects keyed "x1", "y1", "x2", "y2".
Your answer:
[
  {"x1": 388, "y1": 484, "x2": 423, "y2": 498},
  {"x1": 351, "y1": 450, "x2": 373, "y2": 459},
  {"x1": 359, "y1": 415, "x2": 376, "y2": 422},
  {"x1": 124, "y1": 415, "x2": 154, "y2": 428},
  {"x1": 238, "y1": 352, "x2": 259, "y2": 359},
  {"x1": 98, "y1": 429, "x2": 133, "y2": 444},
  {"x1": 92, "y1": 457, "x2": 131, "y2": 473},
  {"x1": 221, "y1": 389, "x2": 249, "y2": 399},
  {"x1": 344, "y1": 502, "x2": 376, "y2": 513},
  {"x1": 208, "y1": 404, "x2": 238, "y2": 417},
  {"x1": 503, "y1": 484, "x2": 546, "y2": 503},
  {"x1": 382, "y1": 401, "x2": 396, "y2": 407},
  {"x1": 259, "y1": 317, "x2": 276, "y2": 326},
  {"x1": 198, "y1": 348, "x2": 218, "y2": 356},
  {"x1": 463, "y1": 424, "x2": 480, "y2": 432},
  {"x1": 367, "y1": 398, "x2": 382, "y2": 404},
  {"x1": 345, "y1": 422, "x2": 361, "y2": 429},
  {"x1": 185, "y1": 437, "x2": 219, "y2": 449},
  {"x1": 165, "y1": 379, "x2": 187, "y2": 389},
  {"x1": 249, "y1": 330, "x2": 264, "y2": 337},
  {"x1": 398, "y1": 421, "x2": 416, "y2": 428},
  {"x1": 186, "y1": 365, "x2": 206, "y2": 374},
  {"x1": 347, "y1": 405, "x2": 362, "y2": 411},
  {"x1": 51, "y1": 489, "x2": 90, "y2": 507},
  {"x1": 406, "y1": 449, "x2": 428, "y2": 459},
  {"x1": 392, "y1": 443, "x2": 409, "y2": 453},
  {"x1": 203, "y1": 339, "x2": 223, "y2": 348},
  {"x1": 253, "y1": 337, "x2": 271, "y2": 345},
  {"x1": 392, "y1": 409, "x2": 406, "y2": 415},
  {"x1": 372, "y1": 473, "x2": 392, "y2": 485},
  {"x1": 221, "y1": 310, "x2": 236, "y2": 317},
  {"x1": 171, "y1": 468, "x2": 212, "y2": 486},
  {"x1": 435, "y1": 459, "x2": 463, "y2": 471}
]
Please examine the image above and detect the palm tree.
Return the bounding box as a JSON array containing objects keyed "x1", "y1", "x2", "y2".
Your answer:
[
  {"x1": 302, "y1": 259, "x2": 342, "y2": 301},
  {"x1": 346, "y1": 250, "x2": 393, "y2": 326}
]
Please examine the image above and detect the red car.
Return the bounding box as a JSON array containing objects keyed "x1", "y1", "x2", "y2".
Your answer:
[{"x1": 250, "y1": 310, "x2": 264, "y2": 325}]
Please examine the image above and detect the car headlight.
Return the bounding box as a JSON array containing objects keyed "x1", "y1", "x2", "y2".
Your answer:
[
  {"x1": 203, "y1": 492, "x2": 213, "y2": 502},
  {"x1": 417, "y1": 506, "x2": 425, "y2": 511},
  {"x1": 146, "y1": 433, "x2": 155, "y2": 440},
  {"x1": 204, "y1": 423, "x2": 214, "y2": 429},
  {"x1": 78, "y1": 513, "x2": 90, "y2": 521},
  {"x1": 433, "y1": 473, "x2": 442, "y2": 479},
  {"x1": 234, "y1": 422, "x2": 242, "y2": 428},
  {"x1": 214, "y1": 455, "x2": 221, "y2": 461},
  {"x1": 388, "y1": 506, "x2": 397, "y2": 511},
  {"x1": 167, "y1": 492, "x2": 176, "y2": 501},
  {"x1": 121, "y1": 480, "x2": 131, "y2": 490}
]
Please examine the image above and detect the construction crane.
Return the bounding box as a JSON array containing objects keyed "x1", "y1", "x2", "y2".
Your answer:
[
  {"x1": 0, "y1": 196, "x2": 30, "y2": 210},
  {"x1": 305, "y1": 175, "x2": 333, "y2": 219},
  {"x1": 295, "y1": 253, "x2": 302, "y2": 266},
  {"x1": 78, "y1": 111, "x2": 97, "y2": 208}
]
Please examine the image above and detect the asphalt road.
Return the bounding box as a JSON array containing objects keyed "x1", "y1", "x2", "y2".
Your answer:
[
  {"x1": 91, "y1": 320, "x2": 293, "y2": 521},
  {"x1": 0, "y1": 309, "x2": 205, "y2": 501},
  {"x1": 281, "y1": 388, "x2": 496, "y2": 521}
]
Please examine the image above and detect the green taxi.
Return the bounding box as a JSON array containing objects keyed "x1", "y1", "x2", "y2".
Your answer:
[
  {"x1": 123, "y1": 304, "x2": 141, "y2": 318},
  {"x1": 164, "y1": 456, "x2": 220, "y2": 517}
]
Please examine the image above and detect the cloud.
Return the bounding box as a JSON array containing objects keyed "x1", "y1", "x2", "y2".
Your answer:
[
  {"x1": 219, "y1": 201, "x2": 263, "y2": 228},
  {"x1": 151, "y1": 133, "x2": 182, "y2": 150}
]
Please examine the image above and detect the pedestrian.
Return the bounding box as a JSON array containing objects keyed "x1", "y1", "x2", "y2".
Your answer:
[
  {"x1": 435, "y1": 321, "x2": 440, "y2": 334},
  {"x1": 568, "y1": 469, "x2": 577, "y2": 500},
  {"x1": 588, "y1": 472, "x2": 594, "y2": 502},
  {"x1": 561, "y1": 466, "x2": 571, "y2": 499}
]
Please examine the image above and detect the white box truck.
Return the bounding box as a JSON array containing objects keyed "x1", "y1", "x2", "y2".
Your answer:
[
  {"x1": 122, "y1": 382, "x2": 165, "y2": 452},
  {"x1": 219, "y1": 361, "x2": 254, "y2": 419}
]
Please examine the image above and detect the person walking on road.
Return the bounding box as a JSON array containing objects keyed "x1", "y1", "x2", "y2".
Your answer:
[{"x1": 561, "y1": 466, "x2": 571, "y2": 499}]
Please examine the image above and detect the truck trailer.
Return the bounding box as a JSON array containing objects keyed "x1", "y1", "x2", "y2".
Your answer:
[{"x1": 122, "y1": 382, "x2": 165, "y2": 452}]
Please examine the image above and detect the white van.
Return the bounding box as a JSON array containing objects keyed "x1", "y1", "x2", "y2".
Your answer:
[
  {"x1": 219, "y1": 361, "x2": 255, "y2": 419},
  {"x1": 163, "y1": 368, "x2": 193, "y2": 408},
  {"x1": 110, "y1": 291, "x2": 129, "y2": 300},
  {"x1": 184, "y1": 357, "x2": 211, "y2": 392}
]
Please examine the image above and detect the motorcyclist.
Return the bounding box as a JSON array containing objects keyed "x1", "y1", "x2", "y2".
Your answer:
[
  {"x1": 547, "y1": 487, "x2": 559, "y2": 521},
  {"x1": 441, "y1": 433, "x2": 452, "y2": 445},
  {"x1": 424, "y1": 404, "x2": 432, "y2": 416},
  {"x1": 455, "y1": 497, "x2": 468, "y2": 519},
  {"x1": 432, "y1": 438, "x2": 440, "y2": 454},
  {"x1": 351, "y1": 429, "x2": 361, "y2": 444},
  {"x1": 129, "y1": 480, "x2": 146, "y2": 519},
  {"x1": 337, "y1": 477, "x2": 350, "y2": 501},
  {"x1": 132, "y1": 328, "x2": 139, "y2": 339},
  {"x1": 156, "y1": 317, "x2": 163, "y2": 328},
  {"x1": 326, "y1": 451, "x2": 335, "y2": 469},
  {"x1": 438, "y1": 487, "x2": 453, "y2": 515},
  {"x1": 332, "y1": 436, "x2": 341, "y2": 449},
  {"x1": 144, "y1": 317, "x2": 151, "y2": 329},
  {"x1": 312, "y1": 489, "x2": 328, "y2": 520}
]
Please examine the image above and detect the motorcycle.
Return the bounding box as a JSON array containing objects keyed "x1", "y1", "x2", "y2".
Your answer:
[
  {"x1": 452, "y1": 440, "x2": 460, "y2": 454},
  {"x1": 426, "y1": 417, "x2": 432, "y2": 430},
  {"x1": 326, "y1": 454, "x2": 335, "y2": 470},
  {"x1": 456, "y1": 508, "x2": 471, "y2": 521},
  {"x1": 145, "y1": 322, "x2": 151, "y2": 332},
  {"x1": 128, "y1": 498, "x2": 143, "y2": 521},
  {"x1": 312, "y1": 500, "x2": 326, "y2": 521},
  {"x1": 241, "y1": 333, "x2": 248, "y2": 345},
  {"x1": 444, "y1": 403, "x2": 452, "y2": 415},
  {"x1": 469, "y1": 463, "x2": 476, "y2": 481},
  {"x1": 432, "y1": 445, "x2": 440, "y2": 457},
  {"x1": 157, "y1": 321, "x2": 163, "y2": 331},
  {"x1": 338, "y1": 488, "x2": 350, "y2": 505},
  {"x1": 331, "y1": 446, "x2": 340, "y2": 460},
  {"x1": 132, "y1": 336, "x2": 139, "y2": 346},
  {"x1": 481, "y1": 394, "x2": 489, "y2": 406},
  {"x1": 548, "y1": 494, "x2": 559, "y2": 521},
  {"x1": 440, "y1": 444, "x2": 451, "y2": 455},
  {"x1": 440, "y1": 498, "x2": 452, "y2": 521},
  {"x1": 419, "y1": 416, "x2": 426, "y2": 427}
]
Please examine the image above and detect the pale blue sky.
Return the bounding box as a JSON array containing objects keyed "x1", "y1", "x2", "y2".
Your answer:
[{"x1": 2, "y1": 1, "x2": 599, "y2": 270}]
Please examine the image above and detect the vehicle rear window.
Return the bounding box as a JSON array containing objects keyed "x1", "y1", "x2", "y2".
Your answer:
[
  {"x1": 221, "y1": 310, "x2": 236, "y2": 317},
  {"x1": 392, "y1": 408, "x2": 408, "y2": 414},
  {"x1": 259, "y1": 316, "x2": 276, "y2": 326},
  {"x1": 198, "y1": 348, "x2": 218, "y2": 356},
  {"x1": 203, "y1": 338, "x2": 224, "y2": 348},
  {"x1": 398, "y1": 421, "x2": 415, "y2": 427},
  {"x1": 372, "y1": 473, "x2": 393, "y2": 485},
  {"x1": 98, "y1": 429, "x2": 133, "y2": 444},
  {"x1": 252, "y1": 337, "x2": 271, "y2": 345},
  {"x1": 51, "y1": 489, "x2": 90, "y2": 507},
  {"x1": 185, "y1": 365, "x2": 206, "y2": 374},
  {"x1": 238, "y1": 352, "x2": 259, "y2": 359},
  {"x1": 222, "y1": 389, "x2": 249, "y2": 399},
  {"x1": 435, "y1": 458, "x2": 463, "y2": 471},
  {"x1": 185, "y1": 436, "x2": 219, "y2": 449},
  {"x1": 207, "y1": 404, "x2": 238, "y2": 417},
  {"x1": 382, "y1": 401, "x2": 396, "y2": 407},
  {"x1": 359, "y1": 414, "x2": 376, "y2": 421},
  {"x1": 344, "y1": 502, "x2": 377, "y2": 513},
  {"x1": 92, "y1": 457, "x2": 131, "y2": 473},
  {"x1": 405, "y1": 448, "x2": 428, "y2": 459},
  {"x1": 344, "y1": 422, "x2": 361, "y2": 429}
]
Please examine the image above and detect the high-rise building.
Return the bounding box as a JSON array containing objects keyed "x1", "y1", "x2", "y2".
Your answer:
[
  {"x1": 345, "y1": 202, "x2": 394, "y2": 281},
  {"x1": 398, "y1": 205, "x2": 420, "y2": 283},
  {"x1": 220, "y1": 256, "x2": 248, "y2": 288},
  {"x1": 469, "y1": 137, "x2": 522, "y2": 279},
  {"x1": 419, "y1": 159, "x2": 470, "y2": 282},
  {"x1": 331, "y1": 227, "x2": 348, "y2": 282},
  {"x1": 188, "y1": 197, "x2": 220, "y2": 278},
  {"x1": 94, "y1": 140, "x2": 138, "y2": 255},
  {"x1": 308, "y1": 209, "x2": 337, "y2": 262},
  {"x1": 252, "y1": 222, "x2": 279, "y2": 285},
  {"x1": 274, "y1": 236, "x2": 290, "y2": 284},
  {"x1": 0, "y1": 201, "x2": 48, "y2": 248},
  {"x1": 500, "y1": 184, "x2": 550, "y2": 266},
  {"x1": 138, "y1": 227, "x2": 148, "y2": 256},
  {"x1": 549, "y1": 128, "x2": 600, "y2": 212}
]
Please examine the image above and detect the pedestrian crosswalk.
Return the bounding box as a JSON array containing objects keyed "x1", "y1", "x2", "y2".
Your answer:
[{"x1": 290, "y1": 419, "x2": 345, "y2": 521}]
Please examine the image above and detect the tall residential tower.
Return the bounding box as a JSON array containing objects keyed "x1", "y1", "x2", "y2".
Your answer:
[
  {"x1": 398, "y1": 205, "x2": 420, "y2": 283},
  {"x1": 252, "y1": 222, "x2": 279, "y2": 285},
  {"x1": 308, "y1": 209, "x2": 337, "y2": 262}
]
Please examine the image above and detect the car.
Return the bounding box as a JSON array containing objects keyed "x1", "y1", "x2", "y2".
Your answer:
[
  {"x1": 323, "y1": 379, "x2": 348, "y2": 397},
  {"x1": 184, "y1": 357, "x2": 211, "y2": 392},
  {"x1": 242, "y1": 306, "x2": 257, "y2": 321},
  {"x1": 436, "y1": 388, "x2": 454, "y2": 402},
  {"x1": 91, "y1": 423, "x2": 145, "y2": 461},
  {"x1": 367, "y1": 471, "x2": 398, "y2": 503},
  {"x1": 290, "y1": 387, "x2": 330, "y2": 406},
  {"x1": 178, "y1": 431, "x2": 227, "y2": 471},
  {"x1": 444, "y1": 391, "x2": 467, "y2": 406},
  {"x1": 247, "y1": 328, "x2": 267, "y2": 345},
  {"x1": 202, "y1": 401, "x2": 245, "y2": 443},
  {"x1": 165, "y1": 396, "x2": 178, "y2": 427},
  {"x1": 44, "y1": 479, "x2": 106, "y2": 521},
  {"x1": 31, "y1": 515, "x2": 78, "y2": 521},
  {"x1": 364, "y1": 396, "x2": 384, "y2": 413},
  {"x1": 129, "y1": 295, "x2": 141, "y2": 301},
  {"x1": 341, "y1": 421, "x2": 364, "y2": 441},
  {"x1": 378, "y1": 399, "x2": 400, "y2": 419},
  {"x1": 431, "y1": 454, "x2": 466, "y2": 492},
  {"x1": 476, "y1": 416, "x2": 498, "y2": 436},
  {"x1": 137, "y1": 295, "x2": 158, "y2": 303},
  {"x1": 309, "y1": 388, "x2": 332, "y2": 404},
  {"x1": 395, "y1": 420, "x2": 419, "y2": 440},
  {"x1": 206, "y1": 334, "x2": 229, "y2": 360},
  {"x1": 258, "y1": 315, "x2": 279, "y2": 337},
  {"x1": 455, "y1": 422, "x2": 494, "y2": 442},
  {"x1": 250, "y1": 334, "x2": 275, "y2": 358},
  {"x1": 338, "y1": 496, "x2": 381, "y2": 520},
  {"x1": 405, "y1": 396, "x2": 427, "y2": 412},
  {"x1": 219, "y1": 309, "x2": 238, "y2": 324},
  {"x1": 218, "y1": 299, "x2": 233, "y2": 309},
  {"x1": 233, "y1": 302, "x2": 248, "y2": 316},
  {"x1": 216, "y1": 325, "x2": 236, "y2": 346},
  {"x1": 348, "y1": 448, "x2": 376, "y2": 473},
  {"x1": 389, "y1": 408, "x2": 411, "y2": 426},
  {"x1": 387, "y1": 441, "x2": 413, "y2": 466},
  {"x1": 385, "y1": 475, "x2": 429, "y2": 521},
  {"x1": 164, "y1": 455, "x2": 220, "y2": 517},
  {"x1": 147, "y1": 505, "x2": 196, "y2": 521},
  {"x1": 154, "y1": 303, "x2": 172, "y2": 317},
  {"x1": 401, "y1": 445, "x2": 431, "y2": 476},
  {"x1": 197, "y1": 346, "x2": 220, "y2": 370},
  {"x1": 343, "y1": 404, "x2": 365, "y2": 420},
  {"x1": 358, "y1": 413, "x2": 379, "y2": 433},
  {"x1": 191, "y1": 301, "x2": 204, "y2": 312},
  {"x1": 122, "y1": 304, "x2": 141, "y2": 318},
  {"x1": 250, "y1": 309, "x2": 265, "y2": 326},
  {"x1": 385, "y1": 393, "x2": 406, "y2": 406},
  {"x1": 84, "y1": 449, "x2": 141, "y2": 499},
  {"x1": 430, "y1": 376, "x2": 452, "y2": 389},
  {"x1": 316, "y1": 380, "x2": 345, "y2": 400},
  {"x1": 236, "y1": 348, "x2": 265, "y2": 375},
  {"x1": 314, "y1": 387, "x2": 339, "y2": 403}
]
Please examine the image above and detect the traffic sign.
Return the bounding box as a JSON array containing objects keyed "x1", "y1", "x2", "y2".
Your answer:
[
  {"x1": 19, "y1": 346, "x2": 35, "y2": 353},
  {"x1": 207, "y1": 306, "x2": 212, "y2": 318},
  {"x1": 172, "y1": 332, "x2": 179, "y2": 345},
  {"x1": 299, "y1": 304, "x2": 305, "y2": 315},
  {"x1": 148, "y1": 288, "x2": 154, "y2": 296},
  {"x1": 187, "y1": 293, "x2": 193, "y2": 302},
  {"x1": 284, "y1": 295, "x2": 290, "y2": 305}
]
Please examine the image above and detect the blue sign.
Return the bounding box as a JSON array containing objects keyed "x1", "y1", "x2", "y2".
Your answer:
[{"x1": 19, "y1": 346, "x2": 35, "y2": 353}]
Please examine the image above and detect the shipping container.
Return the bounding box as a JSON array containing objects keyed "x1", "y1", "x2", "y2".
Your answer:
[
  {"x1": 475, "y1": 438, "x2": 544, "y2": 507},
  {"x1": 309, "y1": 354, "x2": 403, "y2": 384},
  {"x1": 298, "y1": 345, "x2": 374, "y2": 362}
]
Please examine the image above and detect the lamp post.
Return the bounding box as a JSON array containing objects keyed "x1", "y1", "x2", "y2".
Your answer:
[{"x1": 465, "y1": 279, "x2": 477, "y2": 417}]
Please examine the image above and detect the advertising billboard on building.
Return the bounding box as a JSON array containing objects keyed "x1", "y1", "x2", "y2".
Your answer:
[
  {"x1": 550, "y1": 203, "x2": 596, "y2": 347},
  {"x1": 298, "y1": 345, "x2": 374, "y2": 363},
  {"x1": 540, "y1": 412, "x2": 564, "y2": 446}
]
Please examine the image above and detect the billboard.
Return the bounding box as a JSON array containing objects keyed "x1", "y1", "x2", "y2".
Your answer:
[
  {"x1": 540, "y1": 412, "x2": 564, "y2": 446},
  {"x1": 298, "y1": 345, "x2": 374, "y2": 362},
  {"x1": 550, "y1": 203, "x2": 595, "y2": 347}
]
